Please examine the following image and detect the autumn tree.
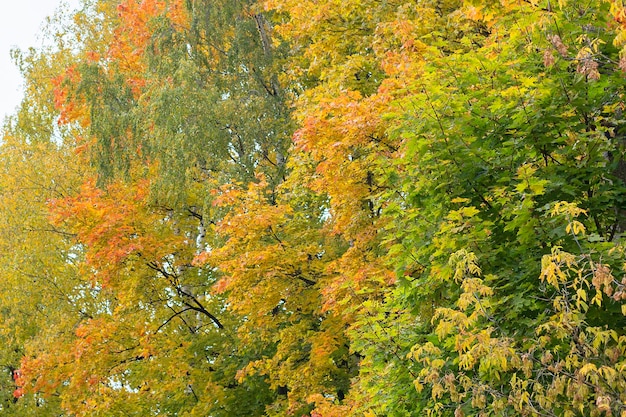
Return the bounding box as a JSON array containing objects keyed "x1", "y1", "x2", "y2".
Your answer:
[
  {"x1": 260, "y1": 0, "x2": 626, "y2": 415},
  {"x1": 3, "y1": 0, "x2": 626, "y2": 416},
  {"x1": 352, "y1": 1, "x2": 626, "y2": 416},
  {"x1": 9, "y1": 0, "x2": 341, "y2": 415}
]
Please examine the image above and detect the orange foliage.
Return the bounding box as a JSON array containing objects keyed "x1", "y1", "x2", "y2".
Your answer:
[
  {"x1": 291, "y1": 87, "x2": 400, "y2": 320},
  {"x1": 49, "y1": 176, "x2": 183, "y2": 286},
  {"x1": 53, "y1": 64, "x2": 90, "y2": 127},
  {"x1": 110, "y1": 0, "x2": 189, "y2": 97}
]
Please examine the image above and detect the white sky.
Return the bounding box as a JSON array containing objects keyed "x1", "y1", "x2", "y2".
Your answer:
[{"x1": 0, "y1": 0, "x2": 82, "y2": 121}]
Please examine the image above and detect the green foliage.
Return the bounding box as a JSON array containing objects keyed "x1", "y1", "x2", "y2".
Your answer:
[{"x1": 367, "y1": 1, "x2": 626, "y2": 415}]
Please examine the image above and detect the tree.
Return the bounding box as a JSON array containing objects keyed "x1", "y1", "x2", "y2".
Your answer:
[
  {"x1": 4, "y1": 0, "x2": 626, "y2": 416},
  {"x1": 370, "y1": 1, "x2": 626, "y2": 415}
]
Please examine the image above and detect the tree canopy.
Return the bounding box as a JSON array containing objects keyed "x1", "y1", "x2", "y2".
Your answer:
[{"x1": 1, "y1": 0, "x2": 626, "y2": 416}]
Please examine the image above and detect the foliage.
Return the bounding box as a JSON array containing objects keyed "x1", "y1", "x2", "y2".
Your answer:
[{"x1": 0, "y1": 0, "x2": 626, "y2": 416}]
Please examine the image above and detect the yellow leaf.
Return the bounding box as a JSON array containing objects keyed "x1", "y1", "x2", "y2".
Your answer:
[
  {"x1": 464, "y1": 6, "x2": 483, "y2": 21},
  {"x1": 413, "y1": 380, "x2": 424, "y2": 393},
  {"x1": 579, "y1": 363, "x2": 596, "y2": 376}
]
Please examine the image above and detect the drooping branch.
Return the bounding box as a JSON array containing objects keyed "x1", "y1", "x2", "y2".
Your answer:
[
  {"x1": 156, "y1": 307, "x2": 196, "y2": 333},
  {"x1": 146, "y1": 260, "x2": 225, "y2": 329}
]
